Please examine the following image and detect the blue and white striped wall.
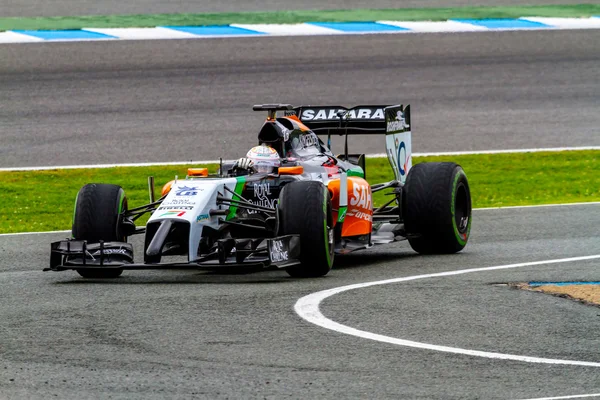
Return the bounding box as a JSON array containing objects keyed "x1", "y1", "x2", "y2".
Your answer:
[{"x1": 1, "y1": 17, "x2": 600, "y2": 44}]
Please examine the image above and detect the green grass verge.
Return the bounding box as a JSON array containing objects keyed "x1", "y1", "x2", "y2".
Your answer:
[
  {"x1": 1, "y1": 150, "x2": 598, "y2": 234},
  {"x1": 2, "y1": 4, "x2": 600, "y2": 32},
  {"x1": 369, "y1": 150, "x2": 599, "y2": 209}
]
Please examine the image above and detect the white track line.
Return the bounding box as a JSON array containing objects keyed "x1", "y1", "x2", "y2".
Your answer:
[
  {"x1": 2, "y1": 146, "x2": 598, "y2": 172},
  {"x1": 366, "y1": 146, "x2": 600, "y2": 159},
  {"x1": 1, "y1": 198, "x2": 598, "y2": 238},
  {"x1": 517, "y1": 393, "x2": 600, "y2": 400},
  {"x1": 475, "y1": 201, "x2": 600, "y2": 210},
  {"x1": 295, "y1": 255, "x2": 600, "y2": 367},
  {"x1": 0, "y1": 229, "x2": 70, "y2": 237}
]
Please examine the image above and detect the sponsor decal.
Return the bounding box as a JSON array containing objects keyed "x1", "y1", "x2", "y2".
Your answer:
[
  {"x1": 91, "y1": 248, "x2": 128, "y2": 256},
  {"x1": 397, "y1": 141, "x2": 411, "y2": 177},
  {"x1": 337, "y1": 206, "x2": 348, "y2": 223},
  {"x1": 301, "y1": 108, "x2": 385, "y2": 121},
  {"x1": 281, "y1": 127, "x2": 290, "y2": 141},
  {"x1": 248, "y1": 182, "x2": 277, "y2": 213},
  {"x1": 161, "y1": 198, "x2": 196, "y2": 207},
  {"x1": 157, "y1": 206, "x2": 194, "y2": 211},
  {"x1": 196, "y1": 213, "x2": 209, "y2": 223},
  {"x1": 387, "y1": 110, "x2": 410, "y2": 132},
  {"x1": 284, "y1": 110, "x2": 296, "y2": 117},
  {"x1": 159, "y1": 210, "x2": 187, "y2": 217},
  {"x1": 269, "y1": 239, "x2": 288, "y2": 262},
  {"x1": 175, "y1": 186, "x2": 203, "y2": 196},
  {"x1": 299, "y1": 133, "x2": 319, "y2": 148},
  {"x1": 350, "y1": 184, "x2": 372, "y2": 210},
  {"x1": 250, "y1": 145, "x2": 279, "y2": 156},
  {"x1": 347, "y1": 210, "x2": 373, "y2": 222}
]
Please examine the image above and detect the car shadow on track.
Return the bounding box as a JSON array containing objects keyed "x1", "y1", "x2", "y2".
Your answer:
[
  {"x1": 49, "y1": 249, "x2": 421, "y2": 284},
  {"x1": 51, "y1": 269, "x2": 303, "y2": 285},
  {"x1": 332, "y1": 249, "x2": 419, "y2": 270}
]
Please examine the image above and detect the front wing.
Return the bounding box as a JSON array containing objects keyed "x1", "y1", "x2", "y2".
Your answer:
[{"x1": 46, "y1": 235, "x2": 301, "y2": 273}]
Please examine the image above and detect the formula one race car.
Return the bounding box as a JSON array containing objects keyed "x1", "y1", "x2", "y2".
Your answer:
[{"x1": 47, "y1": 103, "x2": 471, "y2": 278}]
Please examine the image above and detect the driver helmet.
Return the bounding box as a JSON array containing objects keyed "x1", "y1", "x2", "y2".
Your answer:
[{"x1": 247, "y1": 144, "x2": 281, "y2": 173}]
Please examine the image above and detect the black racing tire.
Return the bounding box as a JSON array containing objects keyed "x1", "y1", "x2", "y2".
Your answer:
[
  {"x1": 278, "y1": 181, "x2": 334, "y2": 278},
  {"x1": 404, "y1": 162, "x2": 471, "y2": 254},
  {"x1": 72, "y1": 183, "x2": 127, "y2": 278}
]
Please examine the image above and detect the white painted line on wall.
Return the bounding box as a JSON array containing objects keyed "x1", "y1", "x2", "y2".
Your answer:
[
  {"x1": 0, "y1": 31, "x2": 44, "y2": 43},
  {"x1": 2, "y1": 18, "x2": 600, "y2": 45},
  {"x1": 521, "y1": 17, "x2": 600, "y2": 29},
  {"x1": 378, "y1": 20, "x2": 488, "y2": 32},
  {"x1": 231, "y1": 23, "x2": 342, "y2": 36},
  {"x1": 84, "y1": 27, "x2": 201, "y2": 40},
  {"x1": 295, "y1": 254, "x2": 600, "y2": 367},
  {"x1": 2, "y1": 146, "x2": 598, "y2": 172}
]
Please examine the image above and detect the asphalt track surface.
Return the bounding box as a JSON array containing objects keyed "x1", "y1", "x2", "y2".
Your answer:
[
  {"x1": 6, "y1": 0, "x2": 595, "y2": 18},
  {"x1": 1, "y1": 204, "x2": 599, "y2": 399},
  {"x1": 1, "y1": 30, "x2": 599, "y2": 168}
]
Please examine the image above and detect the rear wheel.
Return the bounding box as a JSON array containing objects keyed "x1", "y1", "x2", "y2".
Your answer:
[
  {"x1": 404, "y1": 162, "x2": 471, "y2": 254},
  {"x1": 279, "y1": 181, "x2": 334, "y2": 277},
  {"x1": 72, "y1": 183, "x2": 128, "y2": 278}
]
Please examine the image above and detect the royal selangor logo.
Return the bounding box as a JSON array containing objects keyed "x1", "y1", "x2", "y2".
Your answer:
[
  {"x1": 248, "y1": 182, "x2": 276, "y2": 214},
  {"x1": 387, "y1": 111, "x2": 410, "y2": 132},
  {"x1": 269, "y1": 239, "x2": 288, "y2": 262}
]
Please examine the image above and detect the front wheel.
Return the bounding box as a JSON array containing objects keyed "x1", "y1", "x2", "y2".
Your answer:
[
  {"x1": 278, "y1": 181, "x2": 334, "y2": 277},
  {"x1": 404, "y1": 162, "x2": 472, "y2": 254},
  {"x1": 72, "y1": 183, "x2": 128, "y2": 278}
]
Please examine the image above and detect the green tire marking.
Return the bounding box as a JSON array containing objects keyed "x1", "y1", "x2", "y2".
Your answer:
[
  {"x1": 118, "y1": 189, "x2": 125, "y2": 214},
  {"x1": 324, "y1": 188, "x2": 332, "y2": 267},
  {"x1": 71, "y1": 189, "x2": 80, "y2": 238},
  {"x1": 451, "y1": 169, "x2": 471, "y2": 246}
]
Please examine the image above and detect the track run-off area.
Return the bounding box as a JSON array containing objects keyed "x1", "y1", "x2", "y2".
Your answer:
[{"x1": 0, "y1": 8, "x2": 599, "y2": 399}]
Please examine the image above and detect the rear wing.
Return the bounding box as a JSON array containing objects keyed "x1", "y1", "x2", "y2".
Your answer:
[{"x1": 292, "y1": 104, "x2": 412, "y2": 183}]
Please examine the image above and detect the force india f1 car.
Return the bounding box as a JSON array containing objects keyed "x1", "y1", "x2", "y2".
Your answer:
[{"x1": 47, "y1": 104, "x2": 472, "y2": 279}]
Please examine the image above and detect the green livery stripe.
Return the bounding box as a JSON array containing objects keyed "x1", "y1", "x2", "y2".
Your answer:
[
  {"x1": 337, "y1": 206, "x2": 348, "y2": 223},
  {"x1": 226, "y1": 176, "x2": 246, "y2": 220},
  {"x1": 346, "y1": 167, "x2": 364, "y2": 178}
]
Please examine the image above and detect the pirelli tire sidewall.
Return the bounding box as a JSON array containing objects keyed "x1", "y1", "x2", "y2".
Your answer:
[
  {"x1": 72, "y1": 183, "x2": 128, "y2": 278},
  {"x1": 278, "y1": 180, "x2": 334, "y2": 278},
  {"x1": 404, "y1": 162, "x2": 472, "y2": 254}
]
